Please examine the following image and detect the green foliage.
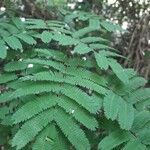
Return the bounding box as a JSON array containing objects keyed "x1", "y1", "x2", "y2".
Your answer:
[
  {"x1": 103, "y1": 91, "x2": 134, "y2": 130},
  {"x1": 0, "y1": 18, "x2": 36, "y2": 58},
  {"x1": 98, "y1": 130, "x2": 131, "y2": 150},
  {"x1": 0, "y1": 8, "x2": 150, "y2": 150}
]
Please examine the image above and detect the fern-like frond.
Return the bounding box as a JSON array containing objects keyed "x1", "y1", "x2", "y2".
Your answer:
[
  {"x1": 1, "y1": 12, "x2": 149, "y2": 150},
  {"x1": 32, "y1": 124, "x2": 68, "y2": 150},
  {"x1": 12, "y1": 94, "x2": 57, "y2": 124},
  {"x1": 32, "y1": 125, "x2": 53, "y2": 150},
  {"x1": 55, "y1": 109, "x2": 90, "y2": 150},
  {"x1": 21, "y1": 71, "x2": 107, "y2": 95},
  {"x1": 0, "y1": 81, "x2": 101, "y2": 113},
  {"x1": 12, "y1": 109, "x2": 54, "y2": 149},
  {"x1": 57, "y1": 95, "x2": 99, "y2": 130},
  {"x1": 24, "y1": 58, "x2": 107, "y2": 86}
]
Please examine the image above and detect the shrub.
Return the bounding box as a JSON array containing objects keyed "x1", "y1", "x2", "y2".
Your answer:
[{"x1": 0, "y1": 8, "x2": 150, "y2": 150}]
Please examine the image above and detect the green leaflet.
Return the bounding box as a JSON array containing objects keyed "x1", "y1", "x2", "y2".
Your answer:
[
  {"x1": 16, "y1": 33, "x2": 37, "y2": 45},
  {"x1": 4, "y1": 61, "x2": 28, "y2": 72},
  {"x1": 138, "y1": 129, "x2": 150, "y2": 145},
  {"x1": 0, "y1": 91, "x2": 13, "y2": 103},
  {"x1": 90, "y1": 44, "x2": 115, "y2": 51},
  {"x1": 52, "y1": 32, "x2": 79, "y2": 46},
  {"x1": 25, "y1": 19, "x2": 47, "y2": 29},
  {"x1": 0, "y1": 28, "x2": 10, "y2": 37},
  {"x1": 61, "y1": 85, "x2": 102, "y2": 114},
  {"x1": 0, "y1": 107, "x2": 9, "y2": 119},
  {"x1": 103, "y1": 91, "x2": 134, "y2": 130},
  {"x1": 4, "y1": 36, "x2": 23, "y2": 51},
  {"x1": 135, "y1": 98, "x2": 150, "y2": 111},
  {"x1": 95, "y1": 51, "x2": 109, "y2": 70},
  {"x1": 103, "y1": 91, "x2": 120, "y2": 120},
  {"x1": 74, "y1": 42, "x2": 92, "y2": 54},
  {"x1": 81, "y1": 36, "x2": 110, "y2": 44},
  {"x1": 124, "y1": 68, "x2": 137, "y2": 78},
  {"x1": 100, "y1": 20, "x2": 123, "y2": 32},
  {"x1": 109, "y1": 59, "x2": 129, "y2": 84},
  {"x1": 12, "y1": 106, "x2": 91, "y2": 150},
  {"x1": 73, "y1": 27, "x2": 97, "y2": 38},
  {"x1": 0, "y1": 23, "x2": 19, "y2": 34},
  {"x1": 116, "y1": 76, "x2": 147, "y2": 96},
  {"x1": 127, "y1": 88, "x2": 150, "y2": 104},
  {"x1": 40, "y1": 31, "x2": 52, "y2": 43},
  {"x1": 24, "y1": 58, "x2": 67, "y2": 73},
  {"x1": 118, "y1": 99, "x2": 134, "y2": 130},
  {"x1": 132, "y1": 111, "x2": 150, "y2": 132},
  {"x1": 25, "y1": 19, "x2": 65, "y2": 29},
  {"x1": 94, "y1": 51, "x2": 128, "y2": 83},
  {"x1": 98, "y1": 130, "x2": 131, "y2": 150},
  {"x1": 72, "y1": 18, "x2": 100, "y2": 38},
  {"x1": 34, "y1": 48, "x2": 66, "y2": 61},
  {"x1": 0, "y1": 73, "x2": 17, "y2": 84},
  {"x1": 12, "y1": 18, "x2": 25, "y2": 30},
  {"x1": 123, "y1": 139, "x2": 146, "y2": 150},
  {"x1": 0, "y1": 40, "x2": 7, "y2": 59},
  {"x1": 50, "y1": 26, "x2": 72, "y2": 34},
  {"x1": 89, "y1": 18, "x2": 100, "y2": 29}
]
